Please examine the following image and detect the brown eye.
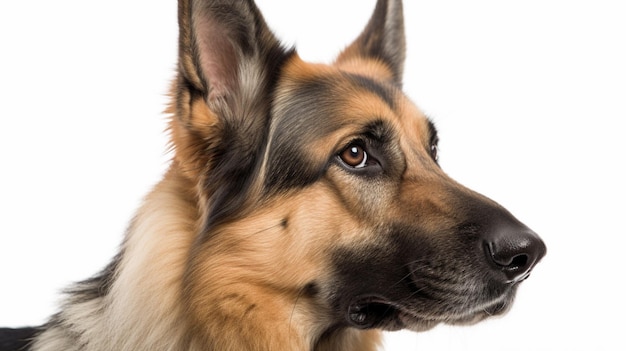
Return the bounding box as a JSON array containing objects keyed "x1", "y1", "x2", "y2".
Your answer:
[{"x1": 340, "y1": 144, "x2": 368, "y2": 168}]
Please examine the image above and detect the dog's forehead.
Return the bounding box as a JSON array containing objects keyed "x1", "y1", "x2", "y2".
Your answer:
[
  {"x1": 271, "y1": 57, "x2": 430, "y2": 151},
  {"x1": 262, "y1": 57, "x2": 432, "y2": 190}
]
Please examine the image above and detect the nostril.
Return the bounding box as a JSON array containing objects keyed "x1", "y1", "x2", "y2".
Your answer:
[
  {"x1": 487, "y1": 242, "x2": 529, "y2": 269},
  {"x1": 486, "y1": 242, "x2": 513, "y2": 267},
  {"x1": 509, "y1": 254, "x2": 529, "y2": 269},
  {"x1": 484, "y1": 234, "x2": 545, "y2": 283}
]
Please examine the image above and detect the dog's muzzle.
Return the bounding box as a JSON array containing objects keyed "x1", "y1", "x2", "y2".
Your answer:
[{"x1": 331, "y1": 189, "x2": 547, "y2": 331}]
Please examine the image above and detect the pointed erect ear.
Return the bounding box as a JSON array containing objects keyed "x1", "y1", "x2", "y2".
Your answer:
[
  {"x1": 175, "y1": 0, "x2": 293, "y2": 229},
  {"x1": 336, "y1": 0, "x2": 406, "y2": 85},
  {"x1": 177, "y1": 0, "x2": 291, "y2": 112}
]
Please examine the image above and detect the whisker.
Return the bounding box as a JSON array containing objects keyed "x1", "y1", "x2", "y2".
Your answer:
[
  {"x1": 289, "y1": 286, "x2": 306, "y2": 345},
  {"x1": 382, "y1": 259, "x2": 430, "y2": 295}
]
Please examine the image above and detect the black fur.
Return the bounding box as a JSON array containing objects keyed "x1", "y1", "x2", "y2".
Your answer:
[
  {"x1": 64, "y1": 251, "x2": 122, "y2": 304},
  {"x1": 0, "y1": 327, "x2": 39, "y2": 351},
  {"x1": 346, "y1": 73, "x2": 397, "y2": 109}
]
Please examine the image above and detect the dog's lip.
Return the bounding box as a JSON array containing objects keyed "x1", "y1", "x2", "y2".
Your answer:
[
  {"x1": 346, "y1": 295, "x2": 396, "y2": 329},
  {"x1": 345, "y1": 290, "x2": 514, "y2": 330},
  {"x1": 346, "y1": 295, "x2": 438, "y2": 330},
  {"x1": 506, "y1": 270, "x2": 532, "y2": 284}
]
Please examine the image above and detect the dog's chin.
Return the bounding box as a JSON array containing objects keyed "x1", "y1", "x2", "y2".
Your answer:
[{"x1": 344, "y1": 289, "x2": 516, "y2": 332}]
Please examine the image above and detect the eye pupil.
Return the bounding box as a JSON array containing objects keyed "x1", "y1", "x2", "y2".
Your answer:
[
  {"x1": 349, "y1": 146, "x2": 359, "y2": 157},
  {"x1": 340, "y1": 144, "x2": 367, "y2": 168}
]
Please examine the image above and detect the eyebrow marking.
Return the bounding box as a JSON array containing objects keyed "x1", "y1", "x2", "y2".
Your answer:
[
  {"x1": 362, "y1": 119, "x2": 393, "y2": 144},
  {"x1": 345, "y1": 73, "x2": 397, "y2": 110}
]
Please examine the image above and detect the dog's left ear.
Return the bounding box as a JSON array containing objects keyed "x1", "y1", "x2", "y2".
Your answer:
[
  {"x1": 336, "y1": 0, "x2": 406, "y2": 85},
  {"x1": 177, "y1": 0, "x2": 291, "y2": 122},
  {"x1": 175, "y1": 0, "x2": 293, "y2": 228}
]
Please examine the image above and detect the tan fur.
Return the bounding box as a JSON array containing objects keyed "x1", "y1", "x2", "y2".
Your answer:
[
  {"x1": 182, "y1": 182, "x2": 382, "y2": 349},
  {"x1": 33, "y1": 169, "x2": 200, "y2": 350}
]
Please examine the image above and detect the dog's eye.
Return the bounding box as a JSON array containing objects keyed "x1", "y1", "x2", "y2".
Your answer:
[
  {"x1": 340, "y1": 144, "x2": 368, "y2": 168},
  {"x1": 430, "y1": 144, "x2": 439, "y2": 162}
]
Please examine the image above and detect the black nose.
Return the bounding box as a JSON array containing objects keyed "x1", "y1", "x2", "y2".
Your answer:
[{"x1": 483, "y1": 223, "x2": 546, "y2": 283}]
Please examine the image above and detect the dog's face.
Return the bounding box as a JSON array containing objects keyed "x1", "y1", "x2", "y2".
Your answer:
[{"x1": 173, "y1": 0, "x2": 546, "y2": 336}]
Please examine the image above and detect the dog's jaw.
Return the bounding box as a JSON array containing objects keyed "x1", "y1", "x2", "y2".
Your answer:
[{"x1": 323, "y1": 218, "x2": 539, "y2": 333}]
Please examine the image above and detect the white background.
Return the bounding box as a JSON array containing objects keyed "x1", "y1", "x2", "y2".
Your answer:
[{"x1": 1, "y1": 1, "x2": 624, "y2": 350}]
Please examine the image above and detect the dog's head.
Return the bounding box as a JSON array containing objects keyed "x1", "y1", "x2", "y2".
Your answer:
[{"x1": 173, "y1": 0, "x2": 546, "y2": 336}]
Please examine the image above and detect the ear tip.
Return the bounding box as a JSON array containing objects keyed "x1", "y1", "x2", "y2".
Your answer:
[{"x1": 335, "y1": 0, "x2": 407, "y2": 84}]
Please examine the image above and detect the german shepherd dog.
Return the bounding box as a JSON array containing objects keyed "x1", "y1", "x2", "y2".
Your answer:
[{"x1": 0, "y1": 0, "x2": 546, "y2": 350}]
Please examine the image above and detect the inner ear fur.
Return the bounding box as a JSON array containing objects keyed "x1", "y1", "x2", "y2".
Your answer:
[{"x1": 176, "y1": 0, "x2": 292, "y2": 128}]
